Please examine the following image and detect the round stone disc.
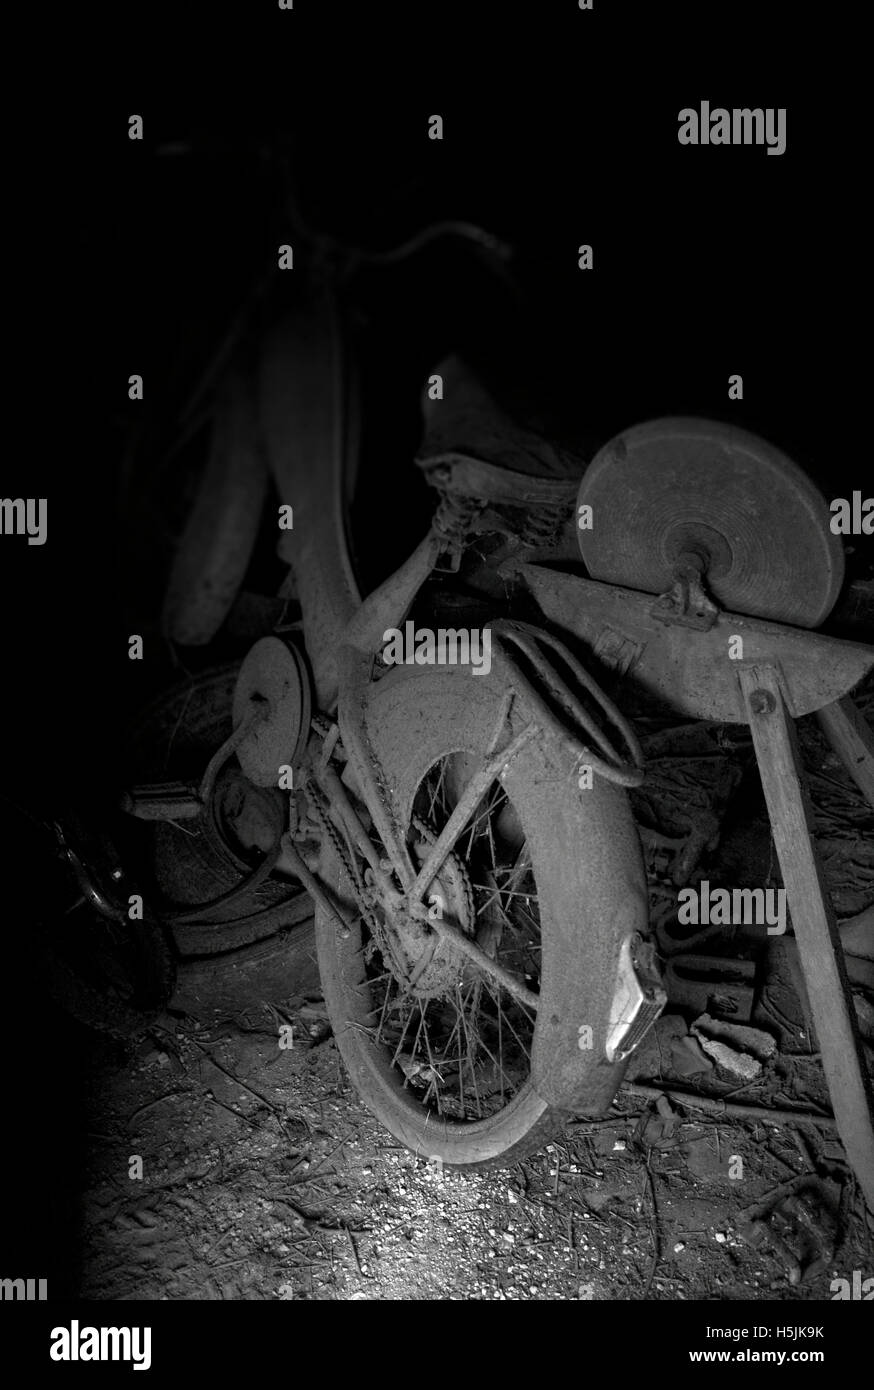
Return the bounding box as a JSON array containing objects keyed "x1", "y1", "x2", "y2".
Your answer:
[
  {"x1": 576, "y1": 418, "x2": 844, "y2": 628},
  {"x1": 232, "y1": 637, "x2": 312, "y2": 787}
]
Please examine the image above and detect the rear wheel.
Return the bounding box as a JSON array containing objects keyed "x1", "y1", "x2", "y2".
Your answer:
[{"x1": 315, "y1": 662, "x2": 645, "y2": 1169}]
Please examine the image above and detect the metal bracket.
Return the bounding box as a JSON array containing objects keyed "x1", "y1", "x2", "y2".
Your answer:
[
  {"x1": 650, "y1": 567, "x2": 720, "y2": 632},
  {"x1": 504, "y1": 562, "x2": 874, "y2": 723}
]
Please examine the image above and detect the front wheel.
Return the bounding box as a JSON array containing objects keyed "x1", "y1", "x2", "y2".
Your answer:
[{"x1": 314, "y1": 661, "x2": 650, "y2": 1170}]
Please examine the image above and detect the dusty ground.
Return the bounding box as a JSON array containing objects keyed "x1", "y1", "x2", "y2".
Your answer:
[
  {"x1": 50, "y1": 682, "x2": 873, "y2": 1301},
  {"x1": 76, "y1": 985, "x2": 873, "y2": 1302}
]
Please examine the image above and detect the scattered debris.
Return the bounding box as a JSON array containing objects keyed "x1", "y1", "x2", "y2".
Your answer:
[
  {"x1": 664, "y1": 954, "x2": 756, "y2": 1021},
  {"x1": 695, "y1": 1037, "x2": 762, "y2": 1083},
  {"x1": 838, "y1": 905, "x2": 874, "y2": 960},
  {"x1": 737, "y1": 1177, "x2": 840, "y2": 1286},
  {"x1": 692, "y1": 1014, "x2": 777, "y2": 1063},
  {"x1": 670, "y1": 1033, "x2": 713, "y2": 1077},
  {"x1": 624, "y1": 1082, "x2": 839, "y2": 1131},
  {"x1": 636, "y1": 1092, "x2": 681, "y2": 1149}
]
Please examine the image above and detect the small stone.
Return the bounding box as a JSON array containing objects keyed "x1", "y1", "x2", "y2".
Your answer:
[
  {"x1": 692, "y1": 1013, "x2": 777, "y2": 1062},
  {"x1": 696, "y1": 1037, "x2": 761, "y2": 1083}
]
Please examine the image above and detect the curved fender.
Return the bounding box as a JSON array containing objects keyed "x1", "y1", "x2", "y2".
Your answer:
[{"x1": 525, "y1": 779, "x2": 656, "y2": 1113}]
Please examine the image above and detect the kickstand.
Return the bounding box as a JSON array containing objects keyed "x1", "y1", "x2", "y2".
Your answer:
[{"x1": 737, "y1": 665, "x2": 874, "y2": 1213}]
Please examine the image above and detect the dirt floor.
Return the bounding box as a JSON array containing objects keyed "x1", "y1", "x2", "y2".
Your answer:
[
  {"x1": 0, "y1": 660, "x2": 843, "y2": 1302},
  {"x1": 75, "y1": 984, "x2": 873, "y2": 1302},
  {"x1": 62, "y1": 683, "x2": 874, "y2": 1302}
]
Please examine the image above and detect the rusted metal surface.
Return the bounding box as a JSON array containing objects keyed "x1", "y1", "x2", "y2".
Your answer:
[{"x1": 509, "y1": 563, "x2": 874, "y2": 723}]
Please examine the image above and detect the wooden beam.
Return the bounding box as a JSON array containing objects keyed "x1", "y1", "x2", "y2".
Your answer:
[
  {"x1": 739, "y1": 664, "x2": 874, "y2": 1213},
  {"x1": 816, "y1": 695, "x2": 874, "y2": 808}
]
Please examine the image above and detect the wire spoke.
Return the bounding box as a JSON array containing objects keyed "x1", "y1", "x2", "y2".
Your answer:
[
  {"x1": 358, "y1": 752, "x2": 542, "y2": 1123},
  {"x1": 483, "y1": 980, "x2": 534, "y2": 1057}
]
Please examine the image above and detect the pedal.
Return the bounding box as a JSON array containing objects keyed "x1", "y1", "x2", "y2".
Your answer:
[{"x1": 120, "y1": 781, "x2": 202, "y2": 822}]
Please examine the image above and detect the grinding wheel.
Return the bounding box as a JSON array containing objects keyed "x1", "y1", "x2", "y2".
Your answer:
[
  {"x1": 232, "y1": 637, "x2": 312, "y2": 787},
  {"x1": 576, "y1": 418, "x2": 844, "y2": 629}
]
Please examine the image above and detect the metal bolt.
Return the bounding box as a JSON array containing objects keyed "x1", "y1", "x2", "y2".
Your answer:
[{"x1": 749, "y1": 688, "x2": 776, "y2": 715}]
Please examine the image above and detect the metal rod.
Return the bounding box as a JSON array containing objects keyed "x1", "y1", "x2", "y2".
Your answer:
[
  {"x1": 315, "y1": 763, "x2": 386, "y2": 882},
  {"x1": 407, "y1": 723, "x2": 539, "y2": 905},
  {"x1": 280, "y1": 836, "x2": 356, "y2": 940},
  {"x1": 411, "y1": 905, "x2": 539, "y2": 1012}
]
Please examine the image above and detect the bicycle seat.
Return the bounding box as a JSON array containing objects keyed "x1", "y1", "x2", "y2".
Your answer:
[{"x1": 416, "y1": 356, "x2": 586, "y2": 494}]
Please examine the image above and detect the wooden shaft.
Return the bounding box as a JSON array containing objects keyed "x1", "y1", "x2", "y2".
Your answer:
[
  {"x1": 739, "y1": 664, "x2": 874, "y2": 1212},
  {"x1": 815, "y1": 695, "x2": 874, "y2": 808}
]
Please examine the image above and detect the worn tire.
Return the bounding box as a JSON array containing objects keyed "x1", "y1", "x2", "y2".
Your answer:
[{"x1": 315, "y1": 661, "x2": 644, "y2": 1170}]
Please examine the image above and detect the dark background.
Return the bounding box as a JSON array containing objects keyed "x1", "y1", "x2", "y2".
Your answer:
[{"x1": 2, "y1": 1, "x2": 866, "y2": 1295}]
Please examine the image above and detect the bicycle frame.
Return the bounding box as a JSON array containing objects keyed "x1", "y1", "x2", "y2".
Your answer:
[{"x1": 255, "y1": 295, "x2": 666, "y2": 1114}]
